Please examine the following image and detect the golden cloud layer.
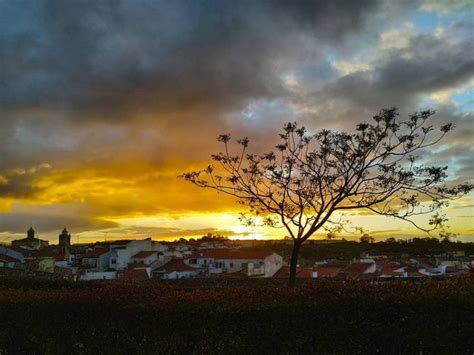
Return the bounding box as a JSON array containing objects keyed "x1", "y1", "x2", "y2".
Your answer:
[{"x1": 0, "y1": 159, "x2": 472, "y2": 243}]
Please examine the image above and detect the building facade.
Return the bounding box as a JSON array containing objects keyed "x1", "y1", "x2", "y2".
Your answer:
[{"x1": 11, "y1": 227, "x2": 49, "y2": 250}]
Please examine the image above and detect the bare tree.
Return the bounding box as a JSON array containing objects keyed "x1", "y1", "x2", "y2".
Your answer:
[{"x1": 181, "y1": 108, "x2": 472, "y2": 286}]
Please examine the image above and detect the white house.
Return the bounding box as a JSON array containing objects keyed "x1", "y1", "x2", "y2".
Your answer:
[
  {"x1": 435, "y1": 254, "x2": 471, "y2": 270},
  {"x1": 109, "y1": 239, "x2": 168, "y2": 270},
  {"x1": 156, "y1": 259, "x2": 203, "y2": 279},
  {"x1": 378, "y1": 262, "x2": 407, "y2": 278},
  {"x1": 186, "y1": 249, "x2": 283, "y2": 277},
  {"x1": 129, "y1": 251, "x2": 159, "y2": 266},
  {"x1": 175, "y1": 243, "x2": 192, "y2": 254},
  {"x1": 0, "y1": 254, "x2": 21, "y2": 268},
  {"x1": 81, "y1": 247, "x2": 111, "y2": 271},
  {"x1": 162, "y1": 249, "x2": 187, "y2": 259},
  {"x1": 419, "y1": 266, "x2": 447, "y2": 277},
  {"x1": 0, "y1": 246, "x2": 24, "y2": 268}
]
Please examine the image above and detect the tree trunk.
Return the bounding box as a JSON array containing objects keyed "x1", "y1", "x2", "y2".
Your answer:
[{"x1": 288, "y1": 240, "x2": 302, "y2": 287}]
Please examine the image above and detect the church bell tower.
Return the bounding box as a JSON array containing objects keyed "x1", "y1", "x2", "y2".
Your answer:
[{"x1": 59, "y1": 227, "x2": 71, "y2": 246}]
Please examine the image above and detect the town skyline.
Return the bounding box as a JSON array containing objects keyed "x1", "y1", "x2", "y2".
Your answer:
[
  {"x1": 3, "y1": 224, "x2": 474, "y2": 245},
  {"x1": 1, "y1": 1, "x2": 473, "y2": 243}
]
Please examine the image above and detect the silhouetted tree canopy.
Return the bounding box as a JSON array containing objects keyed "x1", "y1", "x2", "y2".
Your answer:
[
  {"x1": 182, "y1": 108, "x2": 472, "y2": 286},
  {"x1": 360, "y1": 234, "x2": 375, "y2": 244}
]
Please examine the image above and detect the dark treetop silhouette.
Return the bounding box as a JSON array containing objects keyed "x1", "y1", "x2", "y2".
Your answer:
[{"x1": 182, "y1": 108, "x2": 472, "y2": 286}]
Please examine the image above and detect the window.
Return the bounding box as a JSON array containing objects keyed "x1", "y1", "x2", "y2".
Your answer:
[
  {"x1": 230, "y1": 262, "x2": 234, "y2": 268},
  {"x1": 111, "y1": 259, "x2": 116, "y2": 265}
]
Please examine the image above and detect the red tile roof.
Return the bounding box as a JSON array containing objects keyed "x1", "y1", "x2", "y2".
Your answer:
[
  {"x1": 82, "y1": 247, "x2": 109, "y2": 258},
  {"x1": 190, "y1": 249, "x2": 274, "y2": 260},
  {"x1": 28, "y1": 247, "x2": 69, "y2": 261},
  {"x1": 160, "y1": 259, "x2": 196, "y2": 273},
  {"x1": 8, "y1": 246, "x2": 34, "y2": 257},
  {"x1": 131, "y1": 251, "x2": 157, "y2": 259},
  {"x1": 380, "y1": 262, "x2": 404, "y2": 276},
  {"x1": 313, "y1": 265, "x2": 341, "y2": 278},
  {"x1": 342, "y1": 263, "x2": 375, "y2": 280},
  {"x1": 411, "y1": 257, "x2": 436, "y2": 268},
  {"x1": 345, "y1": 262, "x2": 373, "y2": 273},
  {"x1": 374, "y1": 259, "x2": 393, "y2": 265},
  {"x1": 129, "y1": 261, "x2": 147, "y2": 268}
]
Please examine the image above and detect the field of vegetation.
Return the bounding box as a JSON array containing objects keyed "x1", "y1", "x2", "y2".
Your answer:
[{"x1": 1, "y1": 275, "x2": 473, "y2": 354}]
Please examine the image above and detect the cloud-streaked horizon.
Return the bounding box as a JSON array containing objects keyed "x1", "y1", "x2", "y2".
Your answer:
[{"x1": 1, "y1": 0, "x2": 473, "y2": 243}]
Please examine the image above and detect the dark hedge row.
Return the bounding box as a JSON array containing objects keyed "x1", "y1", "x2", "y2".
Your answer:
[
  {"x1": 0, "y1": 274, "x2": 102, "y2": 290},
  {"x1": 0, "y1": 276, "x2": 473, "y2": 354}
]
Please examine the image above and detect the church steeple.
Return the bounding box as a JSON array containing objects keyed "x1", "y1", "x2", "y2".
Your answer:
[
  {"x1": 27, "y1": 227, "x2": 35, "y2": 240},
  {"x1": 59, "y1": 227, "x2": 71, "y2": 246}
]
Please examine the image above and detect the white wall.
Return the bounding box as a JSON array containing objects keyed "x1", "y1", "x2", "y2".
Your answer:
[
  {"x1": 130, "y1": 253, "x2": 158, "y2": 266},
  {"x1": 263, "y1": 253, "x2": 283, "y2": 277},
  {"x1": 363, "y1": 263, "x2": 377, "y2": 274},
  {"x1": 219, "y1": 253, "x2": 283, "y2": 277},
  {"x1": 419, "y1": 266, "x2": 447, "y2": 276},
  {"x1": 0, "y1": 261, "x2": 17, "y2": 268},
  {"x1": 97, "y1": 252, "x2": 112, "y2": 271},
  {"x1": 55, "y1": 260, "x2": 69, "y2": 268},
  {"x1": 79, "y1": 271, "x2": 117, "y2": 280},
  {"x1": 186, "y1": 257, "x2": 215, "y2": 268},
  {"x1": 187, "y1": 253, "x2": 283, "y2": 277},
  {"x1": 161, "y1": 269, "x2": 200, "y2": 280}
]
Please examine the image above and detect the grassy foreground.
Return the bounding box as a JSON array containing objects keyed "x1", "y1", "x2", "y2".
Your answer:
[{"x1": 0, "y1": 276, "x2": 473, "y2": 354}]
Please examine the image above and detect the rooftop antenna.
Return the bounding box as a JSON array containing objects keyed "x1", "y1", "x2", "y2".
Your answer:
[{"x1": 103, "y1": 231, "x2": 108, "y2": 242}]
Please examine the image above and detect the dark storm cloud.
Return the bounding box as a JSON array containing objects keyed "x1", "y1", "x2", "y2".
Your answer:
[
  {"x1": 0, "y1": 0, "x2": 384, "y2": 176},
  {"x1": 290, "y1": 25, "x2": 474, "y2": 186},
  {"x1": 325, "y1": 33, "x2": 474, "y2": 110},
  {"x1": 0, "y1": 177, "x2": 40, "y2": 199},
  {"x1": 0, "y1": 164, "x2": 51, "y2": 199},
  {"x1": 0, "y1": 0, "x2": 378, "y2": 118}
]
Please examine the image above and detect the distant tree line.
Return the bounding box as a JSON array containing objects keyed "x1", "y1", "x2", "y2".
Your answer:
[{"x1": 174, "y1": 233, "x2": 229, "y2": 244}]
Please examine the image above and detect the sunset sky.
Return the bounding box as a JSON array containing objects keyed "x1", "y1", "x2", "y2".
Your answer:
[{"x1": 0, "y1": 0, "x2": 473, "y2": 244}]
